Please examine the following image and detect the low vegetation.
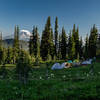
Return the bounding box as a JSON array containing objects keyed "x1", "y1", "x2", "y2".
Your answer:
[{"x1": 0, "y1": 61, "x2": 99, "y2": 100}]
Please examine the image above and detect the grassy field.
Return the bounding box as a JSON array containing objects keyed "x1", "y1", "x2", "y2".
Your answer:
[{"x1": 0, "y1": 61, "x2": 100, "y2": 100}]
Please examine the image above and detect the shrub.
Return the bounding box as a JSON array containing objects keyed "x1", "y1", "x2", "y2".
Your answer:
[
  {"x1": 34, "y1": 56, "x2": 42, "y2": 66},
  {"x1": 0, "y1": 64, "x2": 7, "y2": 79},
  {"x1": 16, "y1": 49, "x2": 32, "y2": 84}
]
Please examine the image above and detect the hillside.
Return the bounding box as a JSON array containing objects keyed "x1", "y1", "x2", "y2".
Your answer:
[{"x1": 2, "y1": 39, "x2": 29, "y2": 50}]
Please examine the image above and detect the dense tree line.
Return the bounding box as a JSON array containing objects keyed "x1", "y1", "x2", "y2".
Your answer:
[
  {"x1": 0, "y1": 17, "x2": 98, "y2": 64},
  {"x1": 0, "y1": 17, "x2": 98, "y2": 84},
  {"x1": 29, "y1": 17, "x2": 98, "y2": 61}
]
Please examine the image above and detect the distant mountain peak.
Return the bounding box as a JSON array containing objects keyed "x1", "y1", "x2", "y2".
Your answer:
[
  {"x1": 3, "y1": 29, "x2": 32, "y2": 41},
  {"x1": 19, "y1": 30, "x2": 32, "y2": 41}
]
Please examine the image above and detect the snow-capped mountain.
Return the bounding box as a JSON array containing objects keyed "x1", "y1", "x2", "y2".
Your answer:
[
  {"x1": 3, "y1": 30, "x2": 32, "y2": 41},
  {"x1": 19, "y1": 30, "x2": 32, "y2": 41}
]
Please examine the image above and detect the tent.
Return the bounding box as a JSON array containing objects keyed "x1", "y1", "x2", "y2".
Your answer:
[
  {"x1": 51, "y1": 63, "x2": 65, "y2": 70},
  {"x1": 51, "y1": 63, "x2": 69, "y2": 70},
  {"x1": 73, "y1": 59, "x2": 80, "y2": 67},
  {"x1": 67, "y1": 60, "x2": 72, "y2": 63},
  {"x1": 73, "y1": 59, "x2": 79, "y2": 63},
  {"x1": 81, "y1": 59, "x2": 92, "y2": 65},
  {"x1": 51, "y1": 62, "x2": 73, "y2": 70},
  {"x1": 61, "y1": 63, "x2": 66, "y2": 68}
]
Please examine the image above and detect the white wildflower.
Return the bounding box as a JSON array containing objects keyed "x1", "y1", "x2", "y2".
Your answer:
[
  {"x1": 87, "y1": 74, "x2": 89, "y2": 77},
  {"x1": 51, "y1": 73, "x2": 54, "y2": 77},
  {"x1": 63, "y1": 75, "x2": 66, "y2": 78},
  {"x1": 40, "y1": 76, "x2": 42, "y2": 80}
]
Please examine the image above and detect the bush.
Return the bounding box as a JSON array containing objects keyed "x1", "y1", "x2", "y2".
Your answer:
[
  {"x1": 34, "y1": 56, "x2": 42, "y2": 66},
  {"x1": 0, "y1": 64, "x2": 7, "y2": 79},
  {"x1": 16, "y1": 50, "x2": 32, "y2": 84}
]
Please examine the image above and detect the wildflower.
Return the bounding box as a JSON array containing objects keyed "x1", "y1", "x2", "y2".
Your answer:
[
  {"x1": 98, "y1": 72, "x2": 100, "y2": 74},
  {"x1": 63, "y1": 75, "x2": 66, "y2": 78},
  {"x1": 87, "y1": 73, "x2": 89, "y2": 77},
  {"x1": 48, "y1": 77, "x2": 50, "y2": 79},
  {"x1": 40, "y1": 76, "x2": 42, "y2": 80},
  {"x1": 51, "y1": 73, "x2": 54, "y2": 77}
]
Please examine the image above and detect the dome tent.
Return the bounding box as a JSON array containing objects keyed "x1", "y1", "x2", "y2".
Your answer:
[{"x1": 51, "y1": 63, "x2": 66, "y2": 70}]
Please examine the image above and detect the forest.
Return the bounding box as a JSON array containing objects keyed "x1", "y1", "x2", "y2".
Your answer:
[
  {"x1": 0, "y1": 16, "x2": 98, "y2": 64},
  {"x1": 0, "y1": 16, "x2": 100, "y2": 100}
]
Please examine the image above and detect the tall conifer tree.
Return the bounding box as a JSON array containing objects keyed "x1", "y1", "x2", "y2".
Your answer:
[
  {"x1": 89, "y1": 24, "x2": 98, "y2": 58},
  {"x1": 34, "y1": 27, "x2": 40, "y2": 57},
  {"x1": 13, "y1": 25, "x2": 19, "y2": 63},
  {"x1": 29, "y1": 35, "x2": 33, "y2": 56},
  {"x1": 50, "y1": 28, "x2": 55, "y2": 59},
  {"x1": 84, "y1": 34, "x2": 89, "y2": 59},
  {"x1": 40, "y1": 16, "x2": 54, "y2": 60},
  {"x1": 79, "y1": 36, "x2": 83, "y2": 59},
  {"x1": 54, "y1": 17, "x2": 59, "y2": 57},
  {"x1": 72, "y1": 24, "x2": 80, "y2": 59},
  {"x1": 29, "y1": 26, "x2": 40, "y2": 57},
  {"x1": 58, "y1": 34, "x2": 62, "y2": 60},
  {"x1": 68, "y1": 31, "x2": 75, "y2": 60},
  {"x1": 0, "y1": 33, "x2": 5, "y2": 64},
  {"x1": 61, "y1": 27, "x2": 67, "y2": 59},
  {"x1": 0, "y1": 32, "x2": 2, "y2": 46}
]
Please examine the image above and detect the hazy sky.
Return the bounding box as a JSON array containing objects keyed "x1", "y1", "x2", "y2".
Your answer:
[{"x1": 1, "y1": 0, "x2": 100, "y2": 38}]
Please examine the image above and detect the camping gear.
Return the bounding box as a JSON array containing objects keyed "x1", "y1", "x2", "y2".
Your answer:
[
  {"x1": 61, "y1": 63, "x2": 66, "y2": 68},
  {"x1": 73, "y1": 59, "x2": 79, "y2": 63},
  {"x1": 82, "y1": 59, "x2": 92, "y2": 65},
  {"x1": 66, "y1": 60, "x2": 73, "y2": 68},
  {"x1": 51, "y1": 63, "x2": 64, "y2": 70},
  {"x1": 65, "y1": 62, "x2": 72, "y2": 68},
  {"x1": 51, "y1": 62, "x2": 72, "y2": 70},
  {"x1": 67, "y1": 60, "x2": 72, "y2": 63},
  {"x1": 73, "y1": 59, "x2": 80, "y2": 67}
]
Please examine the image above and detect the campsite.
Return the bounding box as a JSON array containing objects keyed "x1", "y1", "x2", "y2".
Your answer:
[
  {"x1": 1, "y1": 0, "x2": 100, "y2": 99},
  {"x1": 0, "y1": 58, "x2": 100, "y2": 100}
]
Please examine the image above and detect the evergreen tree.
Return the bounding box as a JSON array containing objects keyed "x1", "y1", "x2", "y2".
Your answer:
[
  {"x1": 6, "y1": 47, "x2": 13, "y2": 64},
  {"x1": 30, "y1": 26, "x2": 36, "y2": 57},
  {"x1": 40, "y1": 16, "x2": 54, "y2": 60},
  {"x1": 58, "y1": 34, "x2": 62, "y2": 60},
  {"x1": 13, "y1": 25, "x2": 19, "y2": 49},
  {"x1": 68, "y1": 31, "x2": 75, "y2": 60},
  {"x1": 89, "y1": 24, "x2": 98, "y2": 58},
  {"x1": 29, "y1": 35, "x2": 33, "y2": 56},
  {"x1": 71, "y1": 34, "x2": 76, "y2": 60},
  {"x1": 34, "y1": 27, "x2": 40, "y2": 57},
  {"x1": 0, "y1": 47, "x2": 5, "y2": 64},
  {"x1": 54, "y1": 17, "x2": 59, "y2": 57},
  {"x1": 68, "y1": 31, "x2": 72, "y2": 59},
  {"x1": 34, "y1": 27, "x2": 42, "y2": 65},
  {"x1": 0, "y1": 32, "x2": 2, "y2": 46},
  {"x1": 0, "y1": 33, "x2": 5, "y2": 64},
  {"x1": 79, "y1": 36, "x2": 83, "y2": 59},
  {"x1": 72, "y1": 24, "x2": 80, "y2": 59},
  {"x1": 29, "y1": 26, "x2": 40, "y2": 58},
  {"x1": 50, "y1": 28, "x2": 55, "y2": 59},
  {"x1": 40, "y1": 30, "x2": 47, "y2": 60},
  {"x1": 84, "y1": 34, "x2": 89, "y2": 59},
  {"x1": 61, "y1": 27, "x2": 67, "y2": 59},
  {"x1": 13, "y1": 25, "x2": 20, "y2": 63}
]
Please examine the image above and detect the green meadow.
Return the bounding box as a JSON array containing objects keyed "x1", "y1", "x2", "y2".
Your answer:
[{"x1": 0, "y1": 60, "x2": 100, "y2": 100}]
